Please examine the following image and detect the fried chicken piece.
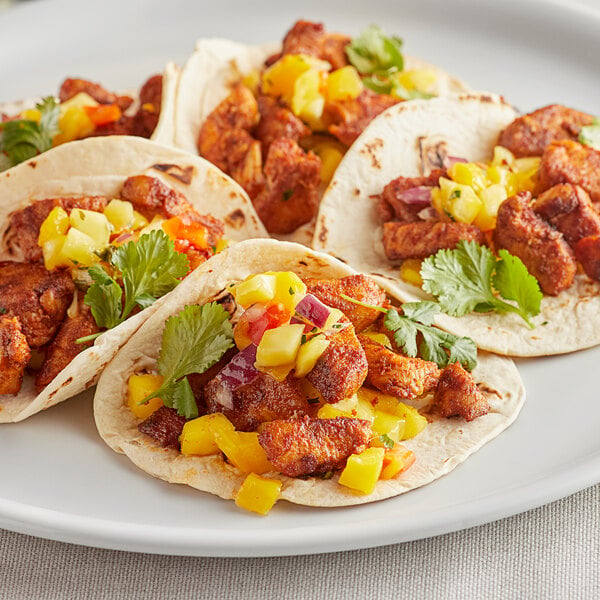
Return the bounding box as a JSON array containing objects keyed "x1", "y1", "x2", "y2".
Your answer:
[
  {"x1": 204, "y1": 371, "x2": 310, "y2": 432},
  {"x1": 377, "y1": 169, "x2": 447, "y2": 223},
  {"x1": 534, "y1": 184, "x2": 600, "y2": 246},
  {"x1": 303, "y1": 274, "x2": 388, "y2": 333},
  {"x1": 279, "y1": 20, "x2": 351, "y2": 70},
  {"x1": 255, "y1": 95, "x2": 311, "y2": 156},
  {"x1": 382, "y1": 220, "x2": 483, "y2": 262},
  {"x1": 358, "y1": 334, "x2": 440, "y2": 399},
  {"x1": 8, "y1": 196, "x2": 108, "y2": 262},
  {"x1": 258, "y1": 415, "x2": 371, "y2": 477},
  {"x1": 327, "y1": 89, "x2": 400, "y2": 147},
  {"x1": 493, "y1": 192, "x2": 577, "y2": 295},
  {"x1": 498, "y1": 105, "x2": 594, "y2": 157},
  {"x1": 252, "y1": 138, "x2": 322, "y2": 234},
  {"x1": 138, "y1": 406, "x2": 186, "y2": 449},
  {"x1": 537, "y1": 140, "x2": 600, "y2": 204},
  {"x1": 35, "y1": 298, "x2": 99, "y2": 391},
  {"x1": 306, "y1": 321, "x2": 368, "y2": 404},
  {"x1": 58, "y1": 78, "x2": 134, "y2": 111},
  {"x1": 130, "y1": 74, "x2": 163, "y2": 138},
  {"x1": 0, "y1": 261, "x2": 74, "y2": 348},
  {"x1": 433, "y1": 363, "x2": 489, "y2": 421},
  {"x1": 574, "y1": 235, "x2": 600, "y2": 281},
  {"x1": 0, "y1": 316, "x2": 31, "y2": 395}
]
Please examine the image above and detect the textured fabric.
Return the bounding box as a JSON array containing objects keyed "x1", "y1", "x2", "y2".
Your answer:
[{"x1": 1, "y1": 483, "x2": 599, "y2": 600}]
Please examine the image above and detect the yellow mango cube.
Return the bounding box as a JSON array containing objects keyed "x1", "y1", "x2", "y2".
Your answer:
[
  {"x1": 449, "y1": 162, "x2": 487, "y2": 192},
  {"x1": 338, "y1": 447, "x2": 385, "y2": 494},
  {"x1": 215, "y1": 430, "x2": 273, "y2": 474},
  {"x1": 69, "y1": 209, "x2": 111, "y2": 250},
  {"x1": 256, "y1": 324, "x2": 304, "y2": 368},
  {"x1": 41, "y1": 235, "x2": 71, "y2": 270},
  {"x1": 294, "y1": 335, "x2": 331, "y2": 378},
  {"x1": 38, "y1": 206, "x2": 70, "y2": 245},
  {"x1": 180, "y1": 413, "x2": 235, "y2": 456},
  {"x1": 491, "y1": 145, "x2": 515, "y2": 167},
  {"x1": 131, "y1": 210, "x2": 150, "y2": 231},
  {"x1": 396, "y1": 69, "x2": 438, "y2": 94},
  {"x1": 234, "y1": 274, "x2": 277, "y2": 308},
  {"x1": 127, "y1": 373, "x2": 164, "y2": 420},
  {"x1": 315, "y1": 143, "x2": 344, "y2": 184},
  {"x1": 474, "y1": 184, "x2": 507, "y2": 231},
  {"x1": 61, "y1": 227, "x2": 100, "y2": 266},
  {"x1": 380, "y1": 444, "x2": 416, "y2": 480},
  {"x1": 259, "y1": 363, "x2": 295, "y2": 382},
  {"x1": 20, "y1": 108, "x2": 42, "y2": 123},
  {"x1": 326, "y1": 65, "x2": 363, "y2": 102},
  {"x1": 292, "y1": 68, "x2": 325, "y2": 126},
  {"x1": 53, "y1": 92, "x2": 98, "y2": 145},
  {"x1": 396, "y1": 402, "x2": 428, "y2": 440},
  {"x1": 371, "y1": 410, "x2": 406, "y2": 444},
  {"x1": 104, "y1": 199, "x2": 134, "y2": 233},
  {"x1": 318, "y1": 394, "x2": 374, "y2": 422},
  {"x1": 235, "y1": 473, "x2": 282, "y2": 515},
  {"x1": 438, "y1": 178, "x2": 482, "y2": 224}
]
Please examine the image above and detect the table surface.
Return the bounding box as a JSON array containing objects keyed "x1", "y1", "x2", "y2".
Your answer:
[{"x1": 2, "y1": 0, "x2": 600, "y2": 597}]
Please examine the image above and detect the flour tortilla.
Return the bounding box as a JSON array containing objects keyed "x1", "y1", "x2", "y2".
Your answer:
[
  {"x1": 93, "y1": 239, "x2": 524, "y2": 507},
  {"x1": 313, "y1": 93, "x2": 600, "y2": 356},
  {"x1": 173, "y1": 38, "x2": 471, "y2": 245},
  {"x1": 0, "y1": 136, "x2": 267, "y2": 422}
]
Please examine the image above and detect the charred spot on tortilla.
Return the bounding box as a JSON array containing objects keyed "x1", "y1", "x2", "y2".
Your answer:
[
  {"x1": 46, "y1": 376, "x2": 75, "y2": 402},
  {"x1": 360, "y1": 138, "x2": 383, "y2": 170},
  {"x1": 353, "y1": 188, "x2": 361, "y2": 196},
  {"x1": 225, "y1": 208, "x2": 246, "y2": 229},
  {"x1": 318, "y1": 221, "x2": 328, "y2": 244},
  {"x1": 28, "y1": 161, "x2": 37, "y2": 169},
  {"x1": 151, "y1": 163, "x2": 195, "y2": 185},
  {"x1": 478, "y1": 384, "x2": 502, "y2": 398},
  {"x1": 418, "y1": 136, "x2": 449, "y2": 175}
]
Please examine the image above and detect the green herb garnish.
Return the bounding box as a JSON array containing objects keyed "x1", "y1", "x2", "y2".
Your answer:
[
  {"x1": 141, "y1": 303, "x2": 235, "y2": 418},
  {"x1": 0, "y1": 97, "x2": 60, "y2": 170},
  {"x1": 379, "y1": 434, "x2": 395, "y2": 449},
  {"x1": 420, "y1": 240, "x2": 542, "y2": 328},
  {"x1": 579, "y1": 117, "x2": 600, "y2": 150},
  {"x1": 78, "y1": 230, "x2": 189, "y2": 342}
]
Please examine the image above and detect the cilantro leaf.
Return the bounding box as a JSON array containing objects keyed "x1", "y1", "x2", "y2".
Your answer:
[
  {"x1": 379, "y1": 434, "x2": 395, "y2": 449},
  {"x1": 84, "y1": 264, "x2": 123, "y2": 330},
  {"x1": 144, "y1": 303, "x2": 235, "y2": 418},
  {"x1": 346, "y1": 25, "x2": 404, "y2": 75},
  {"x1": 421, "y1": 240, "x2": 541, "y2": 327},
  {"x1": 579, "y1": 117, "x2": 600, "y2": 150},
  {"x1": 0, "y1": 97, "x2": 60, "y2": 169}
]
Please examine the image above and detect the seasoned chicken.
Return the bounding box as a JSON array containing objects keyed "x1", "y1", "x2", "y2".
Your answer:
[
  {"x1": 537, "y1": 140, "x2": 600, "y2": 204},
  {"x1": 138, "y1": 405, "x2": 186, "y2": 449},
  {"x1": 306, "y1": 320, "x2": 368, "y2": 404},
  {"x1": 0, "y1": 261, "x2": 74, "y2": 348},
  {"x1": 574, "y1": 235, "x2": 600, "y2": 281},
  {"x1": 258, "y1": 415, "x2": 371, "y2": 477},
  {"x1": 494, "y1": 192, "x2": 577, "y2": 295},
  {"x1": 205, "y1": 371, "x2": 310, "y2": 432},
  {"x1": 534, "y1": 183, "x2": 600, "y2": 246},
  {"x1": 382, "y1": 220, "x2": 483, "y2": 262},
  {"x1": 358, "y1": 334, "x2": 440, "y2": 399},
  {"x1": 59, "y1": 77, "x2": 133, "y2": 111},
  {"x1": 0, "y1": 315, "x2": 31, "y2": 395},
  {"x1": 304, "y1": 274, "x2": 388, "y2": 333},
  {"x1": 498, "y1": 104, "x2": 594, "y2": 157},
  {"x1": 433, "y1": 362, "x2": 489, "y2": 421}
]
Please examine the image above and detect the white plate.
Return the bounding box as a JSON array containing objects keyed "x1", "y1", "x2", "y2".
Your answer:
[{"x1": 1, "y1": 0, "x2": 600, "y2": 557}]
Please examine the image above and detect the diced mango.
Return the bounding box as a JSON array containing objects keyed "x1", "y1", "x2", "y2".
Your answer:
[
  {"x1": 69, "y1": 209, "x2": 111, "y2": 250},
  {"x1": 294, "y1": 335, "x2": 331, "y2": 378},
  {"x1": 214, "y1": 430, "x2": 273, "y2": 474},
  {"x1": 314, "y1": 142, "x2": 345, "y2": 185},
  {"x1": 399, "y1": 258, "x2": 423, "y2": 287},
  {"x1": 357, "y1": 387, "x2": 399, "y2": 414},
  {"x1": 396, "y1": 402, "x2": 428, "y2": 440},
  {"x1": 41, "y1": 235, "x2": 71, "y2": 270},
  {"x1": 235, "y1": 473, "x2": 282, "y2": 515},
  {"x1": 104, "y1": 199, "x2": 134, "y2": 233},
  {"x1": 256, "y1": 323, "x2": 304, "y2": 368},
  {"x1": 292, "y1": 68, "x2": 325, "y2": 126},
  {"x1": 370, "y1": 410, "x2": 406, "y2": 444},
  {"x1": 127, "y1": 373, "x2": 164, "y2": 420},
  {"x1": 180, "y1": 413, "x2": 235, "y2": 456},
  {"x1": 338, "y1": 447, "x2": 385, "y2": 494},
  {"x1": 131, "y1": 210, "x2": 150, "y2": 231},
  {"x1": 491, "y1": 145, "x2": 515, "y2": 167},
  {"x1": 20, "y1": 108, "x2": 41, "y2": 122},
  {"x1": 258, "y1": 363, "x2": 295, "y2": 382},
  {"x1": 486, "y1": 165, "x2": 518, "y2": 196},
  {"x1": 437, "y1": 178, "x2": 482, "y2": 224},
  {"x1": 317, "y1": 394, "x2": 374, "y2": 422},
  {"x1": 234, "y1": 274, "x2": 277, "y2": 308},
  {"x1": 380, "y1": 444, "x2": 416, "y2": 479},
  {"x1": 61, "y1": 227, "x2": 100, "y2": 266},
  {"x1": 474, "y1": 184, "x2": 507, "y2": 231},
  {"x1": 263, "y1": 271, "x2": 307, "y2": 311},
  {"x1": 327, "y1": 65, "x2": 363, "y2": 102},
  {"x1": 396, "y1": 69, "x2": 438, "y2": 94},
  {"x1": 359, "y1": 331, "x2": 392, "y2": 349},
  {"x1": 38, "y1": 206, "x2": 70, "y2": 245},
  {"x1": 449, "y1": 162, "x2": 487, "y2": 192},
  {"x1": 53, "y1": 92, "x2": 98, "y2": 146}
]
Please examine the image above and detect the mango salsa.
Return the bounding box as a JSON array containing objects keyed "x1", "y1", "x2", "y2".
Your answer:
[
  {"x1": 214, "y1": 430, "x2": 273, "y2": 474},
  {"x1": 104, "y1": 199, "x2": 135, "y2": 233},
  {"x1": 38, "y1": 206, "x2": 70, "y2": 245},
  {"x1": 256, "y1": 323, "x2": 304, "y2": 368},
  {"x1": 235, "y1": 473, "x2": 282, "y2": 515},
  {"x1": 380, "y1": 444, "x2": 416, "y2": 479},
  {"x1": 234, "y1": 274, "x2": 277, "y2": 308},
  {"x1": 294, "y1": 335, "x2": 331, "y2": 378},
  {"x1": 338, "y1": 447, "x2": 385, "y2": 494},
  {"x1": 180, "y1": 413, "x2": 235, "y2": 456},
  {"x1": 127, "y1": 373, "x2": 164, "y2": 419}
]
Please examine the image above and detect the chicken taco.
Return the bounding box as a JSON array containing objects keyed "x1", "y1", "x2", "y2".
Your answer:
[
  {"x1": 93, "y1": 239, "x2": 524, "y2": 513},
  {"x1": 313, "y1": 93, "x2": 600, "y2": 356},
  {"x1": 0, "y1": 64, "x2": 179, "y2": 171},
  {"x1": 0, "y1": 135, "x2": 267, "y2": 422},
  {"x1": 173, "y1": 21, "x2": 470, "y2": 243}
]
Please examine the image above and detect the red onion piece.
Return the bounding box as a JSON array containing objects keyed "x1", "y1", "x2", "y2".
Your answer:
[
  {"x1": 398, "y1": 186, "x2": 432, "y2": 206},
  {"x1": 295, "y1": 294, "x2": 332, "y2": 329},
  {"x1": 219, "y1": 344, "x2": 259, "y2": 392},
  {"x1": 443, "y1": 155, "x2": 468, "y2": 168},
  {"x1": 417, "y1": 206, "x2": 439, "y2": 221}
]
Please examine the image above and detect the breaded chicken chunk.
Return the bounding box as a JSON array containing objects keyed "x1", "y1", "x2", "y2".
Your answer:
[{"x1": 0, "y1": 315, "x2": 31, "y2": 395}]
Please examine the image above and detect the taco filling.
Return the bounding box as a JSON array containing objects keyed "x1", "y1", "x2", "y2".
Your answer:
[
  {"x1": 195, "y1": 20, "x2": 468, "y2": 235},
  {"x1": 0, "y1": 174, "x2": 226, "y2": 397},
  {"x1": 126, "y1": 269, "x2": 491, "y2": 514}
]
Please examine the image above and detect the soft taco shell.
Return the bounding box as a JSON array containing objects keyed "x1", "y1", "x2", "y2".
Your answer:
[
  {"x1": 313, "y1": 93, "x2": 600, "y2": 356},
  {"x1": 173, "y1": 37, "x2": 471, "y2": 244},
  {"x1": 93, "y1": 239, "x2": 524, "y2": 508},
  {"x1": 0, "y1": 136, "x2": 267, "y2": 422}
]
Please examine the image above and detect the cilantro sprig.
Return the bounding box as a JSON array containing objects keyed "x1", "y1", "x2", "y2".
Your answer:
[
  {"x1": 0, "y1": 97, "x2": 60, "y2": 170},
  {"x1": 579, "y1": 117, "x2": 600, "y2": 150},
  {"x1": 142, "y1": 303, "x2": 235, "y2": 418},
  {"x1": 340, "y1": 294, "x2": 477, "y2": 370},
  {"x1": 420, "y1": 240, "x2": 542, "y2": 328},
  {"x1": 79, "y1": 229, "x2": 189, "y2": 342}
]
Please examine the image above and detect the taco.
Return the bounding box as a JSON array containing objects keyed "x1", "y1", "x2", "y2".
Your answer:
[
  {"x1": 313, "y1": 94, "x2": 600, "y2": 356},
  {"x1": 0, "y1": 136, "x2": 267, "y2": 422},
  {"x1": 93, "y1": 239, "x2": 524, "y2": 513},
  {"x1": 173, "y1": 21, "x2": 470, "y2": 243},
  {"x1": 0, "y1": 64, "x2": 179, "y2": 171}
]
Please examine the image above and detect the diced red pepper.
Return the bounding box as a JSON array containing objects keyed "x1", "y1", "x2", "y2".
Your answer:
[{"x1": 84, "y1": 104, "x2": 122, "y2": 126}]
